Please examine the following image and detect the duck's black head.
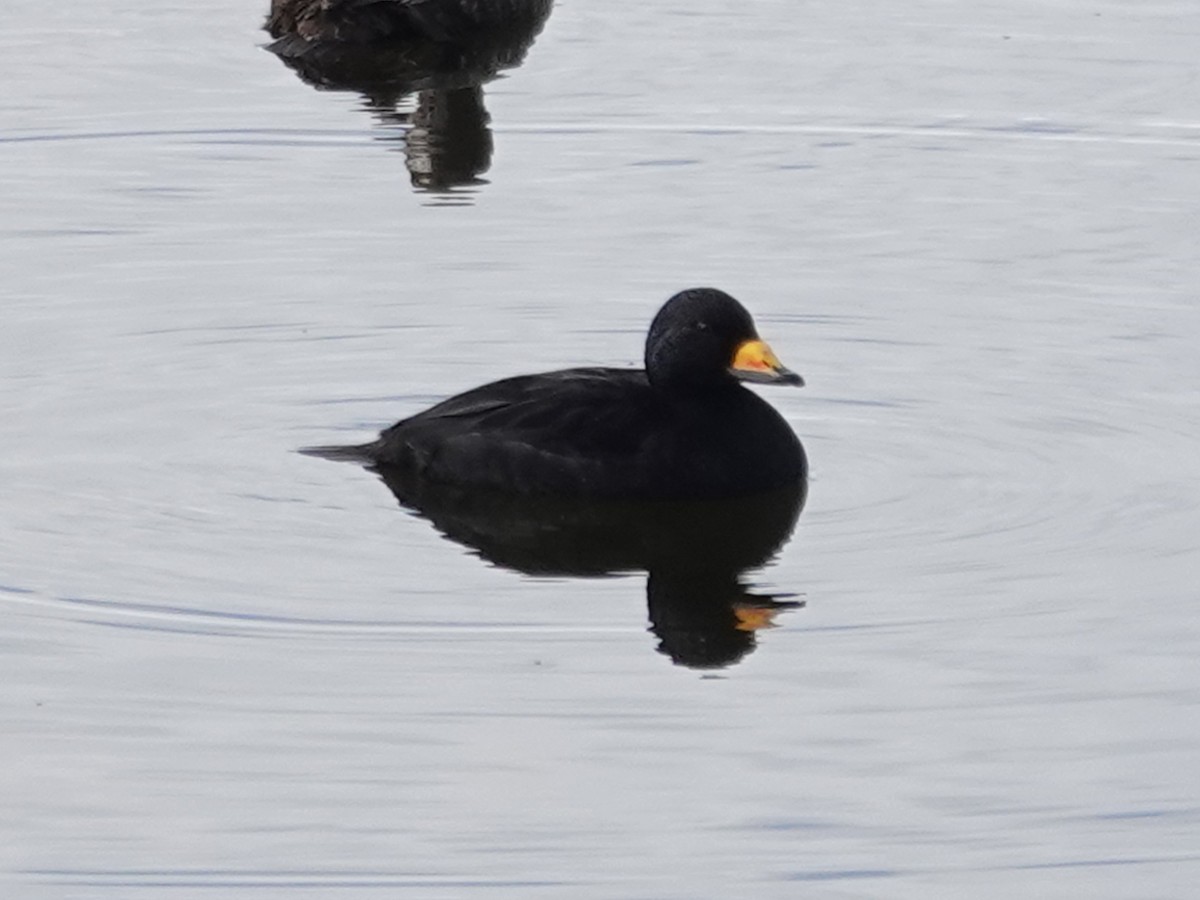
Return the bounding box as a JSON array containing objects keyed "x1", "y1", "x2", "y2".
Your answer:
[{"x1": 644, "y1": 288, "x2": 804, "y2": 391}]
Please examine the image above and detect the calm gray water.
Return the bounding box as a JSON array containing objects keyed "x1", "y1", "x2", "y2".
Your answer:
[{"x1": 3, "y1": 0, "x2": 1200, "y2": 896}]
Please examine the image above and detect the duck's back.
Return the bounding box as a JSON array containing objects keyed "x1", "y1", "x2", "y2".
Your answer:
[
  {"x1": 362, "y1": 366, "x2": 806, "y2": 498},
  {"x1": 267, "y1": 0, "x2": 553, "y2": 45}
]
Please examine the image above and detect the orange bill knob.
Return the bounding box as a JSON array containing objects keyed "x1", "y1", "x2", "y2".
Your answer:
[{"x1": 730, "y1": 339, "x2": 804, "y2": 386}]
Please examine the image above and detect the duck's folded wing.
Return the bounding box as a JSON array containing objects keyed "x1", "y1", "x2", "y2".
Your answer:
[
  {"x1": 373, "y1": 368, "x2": 662, "y2": 493},
  {"x1": 311, "y1": 0, "x2": 536, "y2": 43},
  {"x1": 269, "y1": 0, "x2": 441, "y2": 44},
  {"x1": 395, "y1": 369, "x2": 652, "y2": 445}
]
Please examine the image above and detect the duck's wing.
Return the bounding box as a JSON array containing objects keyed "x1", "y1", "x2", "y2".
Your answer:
[
  {"x1": 371, "y1": 367, "x2": 662, "y2": 494},
  {"x1": 267, "y1": 0, "x2": 439, "y2": 44},
  {"x1": 389, "y1": 367, "x2": 654, "y2": 450},
  {"x1": 269, "y1": 0, "x2": 549, "y2": 45}
]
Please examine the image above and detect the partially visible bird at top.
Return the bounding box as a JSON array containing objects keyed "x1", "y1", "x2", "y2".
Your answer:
[{"x1": 265, "y1": 0, "x2": 556, "y2": 50}]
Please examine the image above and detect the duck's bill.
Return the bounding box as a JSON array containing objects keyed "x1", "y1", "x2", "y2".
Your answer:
[{"x1": 730, "y1": 339, "x2": 805, "y2": 386}]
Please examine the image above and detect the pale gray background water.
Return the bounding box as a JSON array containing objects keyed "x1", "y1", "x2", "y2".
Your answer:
[{"x1": 3, "y1": 0, "x2": 1199, "y2": 897}]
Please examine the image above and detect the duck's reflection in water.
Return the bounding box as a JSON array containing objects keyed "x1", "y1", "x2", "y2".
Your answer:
[
  {"x1": 264, "y1": 7, "x2": 553, "y2": 194},
  {"x1": 373, "y1": 467, "x2": 807, "y2": 669}
]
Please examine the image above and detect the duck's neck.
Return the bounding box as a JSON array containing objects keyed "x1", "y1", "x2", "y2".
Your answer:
[{"x1": 649, "y1": 372, "x2": 745, "y2": 398}]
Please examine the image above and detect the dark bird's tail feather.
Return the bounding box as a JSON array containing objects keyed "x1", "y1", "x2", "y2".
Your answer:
[{"x1": 298, "y1": 441, "x2": 379, "y2": 462}]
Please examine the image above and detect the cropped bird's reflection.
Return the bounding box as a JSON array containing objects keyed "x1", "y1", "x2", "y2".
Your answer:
[
  {"x1": 263, "y1": 0, "x2": 554, "y2": 194},
  {"x1": 371, "y1": 467, "x2": 807, "y2": 669}
]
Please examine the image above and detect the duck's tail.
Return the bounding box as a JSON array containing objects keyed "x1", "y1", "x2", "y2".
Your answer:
[{"x1": 298, "y1": 441, "x2": 378, "y2": 463}]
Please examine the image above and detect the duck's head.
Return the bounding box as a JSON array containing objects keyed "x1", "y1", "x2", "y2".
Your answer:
[{"x1": 644, "y1": 288, "x2": 804, "y2": 391}]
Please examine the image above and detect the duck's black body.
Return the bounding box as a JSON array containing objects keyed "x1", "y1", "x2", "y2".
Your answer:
[
  {"x1": 307, "y1": 288, "x2": 807, "y2": 500},
  {"x1": 363, "y1": 367, "x2": 804, "y2": 498},
  {"x1": 266, "y1": 0, "x2": 554, "y2": 49}
]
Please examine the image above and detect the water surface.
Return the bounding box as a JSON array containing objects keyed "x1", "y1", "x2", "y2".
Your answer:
[{"x1": 3, "y1": 1, "x2": 1200, "y2": 897}]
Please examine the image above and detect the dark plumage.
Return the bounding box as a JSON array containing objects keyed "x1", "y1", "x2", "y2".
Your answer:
[
  {"x1": 265, "y1": 0, "x2": 555, "y2": 49},
  {"x1": 306, "y1": 288, "x2": 807, "y2": 499},
  {"x1": 264, "y1": 0, "x2": 553, "y2": 194}
]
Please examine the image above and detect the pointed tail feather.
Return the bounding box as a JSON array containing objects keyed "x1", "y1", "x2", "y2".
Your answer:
[{"x1": 298, "y1": 441, "x2": 378, "y2": 462}]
